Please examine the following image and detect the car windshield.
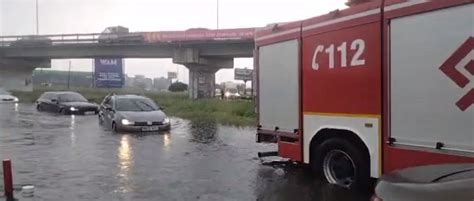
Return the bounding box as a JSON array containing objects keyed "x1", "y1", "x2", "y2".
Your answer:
[
  {"x1": 228, "y1": 88, "x2": 238, "y2": 93},
  {"x1": 59, "y1": 93, "x2": 88, "y2": 102},
  {"x1": 115, "y1": 98, "x2": 159, "y2": 112}
]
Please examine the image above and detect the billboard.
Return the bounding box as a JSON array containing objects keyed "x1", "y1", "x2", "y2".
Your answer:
[
  {"x1": 143, "y1": 28, "x2": 255, "y2": 43},
  {"x1": 234, "y1": 68, "x2": 253, "y2": 81},
  {"x1": 94, "y1": 58, "x2": 124, "y2": 88}
]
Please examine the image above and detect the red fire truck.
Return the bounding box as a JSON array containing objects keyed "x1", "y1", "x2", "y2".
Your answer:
[{"x1": 256, "y1": 0, "x2": 473, "y2": 189}]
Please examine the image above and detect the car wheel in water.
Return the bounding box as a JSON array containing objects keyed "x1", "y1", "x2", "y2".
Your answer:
[
  {"x1": 311, "y1": 137, "x2": 370, "y2": 191},
  {"x1": 112, "y1": 122, "x2": 118, "y2": 132},
  {"x1": 98, "y1": 115, "x2": 104, "y2": 125},
  {"x1": 60, "y1": 108, "x2": 68, "y2": 115},
  {"x1": 36, "y1": 104, "x2": 42, "y2": 111}
]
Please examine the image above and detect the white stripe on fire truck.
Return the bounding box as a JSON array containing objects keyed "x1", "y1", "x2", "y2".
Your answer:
[
  {"x1": 302, "y1": 8, "x2": 380, "y2": 31},
  {"x1": 257, "y1": 0, "x2": 428, "y2": 41},
  {"x1": 384, "y1": 0, "x2": 427, "y2": 12},
  {"x1": 301, "y1": 0, "x2": 427, "y2": 32},
  {"x1": 255, "y1": 27, "x2": 301, "y2": 42}
]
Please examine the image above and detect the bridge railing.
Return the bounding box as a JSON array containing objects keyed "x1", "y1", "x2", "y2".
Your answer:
[
  {"x1": 0, "y1": 32, "x2": 143, "y2": 47},
  {"x1": 0, "y1": 28, "x2": 256, "y2": 47}
]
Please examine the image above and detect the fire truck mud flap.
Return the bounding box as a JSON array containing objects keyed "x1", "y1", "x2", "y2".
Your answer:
[
  {"x1": 256, "y1": 128, "x2": 299, "y2": 143},
  {"x1": 256, "y1": 129, "x2": 278, "y2": 143}
]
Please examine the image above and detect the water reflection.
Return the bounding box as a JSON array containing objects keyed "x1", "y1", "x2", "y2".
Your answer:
[
  {"x1": 189, "y1": 120, "x2": 218, "y2": 144},
  {"x1": 117, "y1": 135, "x2": 133, "y2": 193},
  {"x1": 70, "y1": 115, "x2": 75, "y2": 129},
  {"x1": 0, "y1": 104, "x2": 372, "y2": 200},
  {"x1": 163, "y1": 133, "x2": 171, "y2": 149},
  {"x1": 70, "y1": 115, "x2": 76, "y2": 146},
  {"x1": 254, "y1": 165, "x2": 370, "y2": 201}
]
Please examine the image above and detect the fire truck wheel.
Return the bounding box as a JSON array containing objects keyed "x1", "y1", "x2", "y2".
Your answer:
[{"x1": 311, "y1": 137, "x2": 370, "y2": 190}]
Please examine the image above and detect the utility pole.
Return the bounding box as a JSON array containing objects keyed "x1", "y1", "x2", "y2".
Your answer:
[
  {"x1": 67, "y1": 60, "x2": 72, "y2": 89},
  {"x1": 92, "y1": 59, "x2": 95, "y2": 88},
  {"x1": 216, "y1": 0, "x2": 219, "y2": 29},
  {"x1": 243, "y1": 80, "x2": 247, "y2": 97},
  {"x1": 176, "y1": 65, "x2": 179, "y2": 82},
  {"x1": 35, "y1": 0, "x2": 39, "y2": 35}
]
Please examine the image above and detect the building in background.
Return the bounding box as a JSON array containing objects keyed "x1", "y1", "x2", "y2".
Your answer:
[
  {"x1": 131, "y1": 75, "x2": 153, "y2": 91},
  {"x1": 124, "y1": 75, "x2": 134, "y2": 87},
  {"x1": 33, "y1": 69, "x2": 181, "y2": 92},
  {"x1": 153, "y1": 77, "x2": 171, "y2": 92},
  {"x1": 33, "y1": 70, "x2": 94, "y2": 87}
]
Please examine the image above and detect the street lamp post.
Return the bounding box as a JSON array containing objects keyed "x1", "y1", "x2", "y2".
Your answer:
[
  {"x1": 67, "y1": 60, "x2": 72, "y2": 89},
  {"x1": 216, "y1": 0, "x2": 219, "y2": 29},
  {"x1": 35, "y1": 0, "x2": 39, "y2": 35}
]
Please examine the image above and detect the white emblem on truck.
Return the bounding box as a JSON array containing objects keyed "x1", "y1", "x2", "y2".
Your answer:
[{"x1": 439, "y1": 37, "x2": 473, "y2": 111}]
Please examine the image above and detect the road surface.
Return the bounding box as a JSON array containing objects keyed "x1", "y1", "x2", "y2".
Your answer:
[{"x1": 0, "y1": 104, "x2": 369, "y2": 201}]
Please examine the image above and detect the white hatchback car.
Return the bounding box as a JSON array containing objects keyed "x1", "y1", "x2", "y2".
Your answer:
[{"x1": 0, "y1": 88, "x2": 19, "y2": 103}]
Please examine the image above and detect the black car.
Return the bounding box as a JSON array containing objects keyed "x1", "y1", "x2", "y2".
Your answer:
[
  {"x1": 36, "y1": 91, "x2": 98, "y2": 115},
  {"x1": 372, "y1": 163, "x2": 474, "y2": 201}
]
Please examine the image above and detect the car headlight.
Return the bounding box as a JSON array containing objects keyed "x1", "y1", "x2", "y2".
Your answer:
[
  {"x1": 235, "y1": 93, "x2": 240, "y2": 97},
  {"x1": 70, "y1": 107, "x2": 78, "y2": 111},
  {"x1": 121, "y1": 119, "x2": 134, "y2": 125},
  {"x1": 13, "y1": 98, "x2": 19, "y2": 102},
  {"x1": 225, "y1": 92, "x2": 230, "y2": 97},
  {"x1": 163, "y1": 117, "x2": 170, "y2": 124}
]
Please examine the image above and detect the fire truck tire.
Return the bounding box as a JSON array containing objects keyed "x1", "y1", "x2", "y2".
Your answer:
[{"x1": 311, "y1": 137, "x2": 370, "y2": 190}]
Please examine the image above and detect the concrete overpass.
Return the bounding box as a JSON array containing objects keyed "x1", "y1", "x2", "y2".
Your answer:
[{"x1": 0, "y1": 28, "x2": 255, "y2": 98}]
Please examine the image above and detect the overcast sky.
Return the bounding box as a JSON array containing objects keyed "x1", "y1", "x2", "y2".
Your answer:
[{"x1": 0, "y1": 0, "x2": 347, "y2": 84}]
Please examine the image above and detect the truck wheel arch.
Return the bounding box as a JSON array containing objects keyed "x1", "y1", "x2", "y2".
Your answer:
[{"x1": 309, "y1": 128, "x2": 370, "y2": 173}]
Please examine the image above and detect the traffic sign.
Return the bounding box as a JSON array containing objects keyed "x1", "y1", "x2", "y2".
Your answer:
[{"x1": 234, "y1": 68, "x2": 253, "y2": 81}]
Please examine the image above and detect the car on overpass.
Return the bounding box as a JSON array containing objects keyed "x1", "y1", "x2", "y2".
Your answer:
[
  {"x1": 36, "y1": 91, "x2": 98, "y2": 115},
  {"x1": 0, "y1": 88, "x2": 19, "y2": 103},
  {"x1": 10, "y1": 36, "x2": 52, "y2": 47},
  {"x1": 98, "y1": 94, "x2": 170, "y2": 132},
  {"x1": 98, "y1": 26, "x2": 144, "y2": 44},
  {"x1": 371, "y1": 163, "x2": 474, "y2": 201}
]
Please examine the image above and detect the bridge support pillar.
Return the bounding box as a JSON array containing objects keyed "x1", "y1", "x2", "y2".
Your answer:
[
  {"x1": 187, "y1": 66, "x2": 219, "y2": 99},
  {"x1": 173, "y1": 48, "x2": 233, "y2": 99},
  {"x1": 0, "y1": 58, "x2": 50, "y2": 91}
]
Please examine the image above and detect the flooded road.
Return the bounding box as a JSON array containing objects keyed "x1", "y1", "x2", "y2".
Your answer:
[{"x1": 0, "y1": 104, "x2": 369, "y2": 201}]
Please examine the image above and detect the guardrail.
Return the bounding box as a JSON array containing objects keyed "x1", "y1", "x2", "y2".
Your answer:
[
  {"x1": 0, "y1": 32, "x2": 141, "y2": 47},
  {"x1": 0, "y1": 28, "x2": 256, "y2": 47}
]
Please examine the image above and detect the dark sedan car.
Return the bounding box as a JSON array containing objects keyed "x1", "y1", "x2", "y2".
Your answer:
[
  {"x1": 372, "y1": 163, "x2": 474, "y2": 201},
  {"x1": 36, "y1": 91, "x2": 98, "y2": 115}
]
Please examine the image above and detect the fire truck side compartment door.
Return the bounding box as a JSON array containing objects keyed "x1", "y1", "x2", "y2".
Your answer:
[
  {"x1": 258, "y1": 39, "x2": 300, "y2": 132},
  {"x1": 390, "y1": 4, "x2": 473, "y2": 152}
]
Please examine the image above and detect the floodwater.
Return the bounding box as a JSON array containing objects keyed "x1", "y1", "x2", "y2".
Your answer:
[{"x1": 0, "y1": 104, "x2": 369, "y2": 201}]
